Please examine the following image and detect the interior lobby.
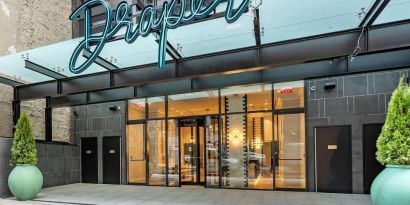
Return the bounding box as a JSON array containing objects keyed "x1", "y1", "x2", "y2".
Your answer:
[{"x1": 126, "y1": 81, "x2": 306, "y2": 190}]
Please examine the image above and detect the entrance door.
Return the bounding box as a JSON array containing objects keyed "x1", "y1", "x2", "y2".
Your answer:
[
  {"x1": 315, "y1": 126, "x2": 352, "y2": 193},
  {"x1": 363, "y1": 123, "x2": 384, "y2": 194},
  {"x1": 81, "y1": 137, "x2": 98, "y2": 183},
  {"x1": 103, "y1": 136, "x2": 121, "y2": 184},
  {"x1": 179, "y1": 118, "x2": 205, "y2": 185}
]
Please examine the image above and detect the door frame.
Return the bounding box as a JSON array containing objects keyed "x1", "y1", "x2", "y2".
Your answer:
[
  {"x1": 314, "y1": 125, "x2": 352, "y2": 193},
  {"x1": 178, "y1": 117, "x2": 206, "y2": 186}
]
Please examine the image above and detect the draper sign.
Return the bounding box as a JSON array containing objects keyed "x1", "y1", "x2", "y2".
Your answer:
[{"x1": 69, "y1": 0, "x2": 250, "y2": 74}]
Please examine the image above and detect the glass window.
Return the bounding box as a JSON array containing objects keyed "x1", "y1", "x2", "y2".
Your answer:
[
  {"x1": 222, "y1": 84, "x2": 272, "y2": 112},
  {"x1": 206, "y1": 116, "x2": 220, "y2": 188},
  {"x1": 221, "y1": 113, "x2": 247, "y2": 188},
  {"x1": 0, "y1": 83, "x2": 13, "y2": 138},
  {"x1": 168, "y1": 119, "x2": 179, "y2": 186},
  {"x1": 147, "y1": 120, "x2": 166, "y2": 185},
  {"x1": 274, "y1": 81, "x2": 305, "y2": 109},
  {"x1": 128, "y1": 99, "x2": 146, "y2": 120},
  {"x1": 274, "y1": 113, "x2": 306, "y2": 189},
  {"x1": 21, "y1": 99, "x2": 46, "y2": 140},
  {"x1": 52, "y1": 107, "x2": 72, "y2": 142},
  {"x1": 247, "y1": 112, "x2": 274, "y2": 190},
  {"x1": 168, "y1": 91, "x2": 219, "y2": 117},
  {"x1": 127, "y1": 123, "x2": 147, "y2": 184},
  {"x1": 148, "y1": 97, "x2": 165, "y2": 119}
]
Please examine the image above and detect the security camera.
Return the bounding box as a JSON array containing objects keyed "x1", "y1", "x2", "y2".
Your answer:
[{"x1": 109, "y1": 105, "x2": 121, "y2": 111}]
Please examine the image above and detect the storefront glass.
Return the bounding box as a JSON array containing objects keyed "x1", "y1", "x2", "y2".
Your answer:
[
  {"x1": 274, "y1": 113, "x2": 306, "y2": 189},
  {"x1": 128, "y1": 99, "x2": 146, "y2": 120},
  {"x1": 168, "y1": 91, "x2": 219, "y2": 117},
  {"x1": 126, "y1": 81, "x2": 305, "y2": 190},
  {"x1": 147, "y1": 120, "x2": 166, "y2": 185},
  {"x1": 127, "y1": 124, "x2": 146, "y2": 184}
]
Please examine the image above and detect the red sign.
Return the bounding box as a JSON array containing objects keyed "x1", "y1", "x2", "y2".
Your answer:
[{"x1": 280, "y1": 87, "x2": 293, "y2": 94}]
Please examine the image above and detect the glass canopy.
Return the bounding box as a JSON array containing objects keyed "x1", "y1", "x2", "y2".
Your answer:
[{"x1": 0, "y1": 0, "x2": 408, "y2": 84}]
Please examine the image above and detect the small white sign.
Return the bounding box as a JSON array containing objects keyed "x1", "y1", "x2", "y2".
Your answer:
[{"x1": 328, "y1": 145, "x2": 338, "y2": 150}]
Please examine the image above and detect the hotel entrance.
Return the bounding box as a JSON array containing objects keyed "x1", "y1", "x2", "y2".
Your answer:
[
  {"x1": 179, "y1": 118, "x2": 205, "y2": 185},
  {"x1": 126, "y1": 81, "x2": 306, "y2": 190}
]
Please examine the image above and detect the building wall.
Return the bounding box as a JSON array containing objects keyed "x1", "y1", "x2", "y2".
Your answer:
[
  {"x1": 305, "y1": 68, "x2": 408, "y2": 194},
  {"x1": 0, "y1": 0, "x2": 75, "y2": 197},
  {"x1": 0, "y1": 0, "x2": 72, "y2": 56},
  {"x1": 0, "y1": 138, "x2": 80, "y2": 197},
  {"x1": 71, "y1": 101, "x2": 127, "y2": 184}
]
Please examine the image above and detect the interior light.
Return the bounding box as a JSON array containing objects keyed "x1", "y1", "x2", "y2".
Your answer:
[{"x1": 231, "y1": 130, "x2": 243, "y2": 145}]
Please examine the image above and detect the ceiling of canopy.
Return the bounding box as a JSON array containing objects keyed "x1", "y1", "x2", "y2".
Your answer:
[{"x1": 0, "y1": 0, "x2": 408, "y2": 85}]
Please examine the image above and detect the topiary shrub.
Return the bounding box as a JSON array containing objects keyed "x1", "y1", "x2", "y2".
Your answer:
[
  {"x1": 10, "y1": 112, "x2": 38, "y2": 166},
  {"x1": 376, "y1": 77, "x2": 410, "y2": 165}
]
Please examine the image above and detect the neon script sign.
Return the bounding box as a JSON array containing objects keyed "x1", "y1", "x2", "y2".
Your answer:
[{"x1": 69, "y1": 0, "x2": 250, "y2": 74}]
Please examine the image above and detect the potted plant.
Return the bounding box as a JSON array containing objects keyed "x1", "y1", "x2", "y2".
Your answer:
[
  {"x1": 371, "y1": 77, "x2": 410, "y2": 205},
  {"x1": 8, "y1": 112, "x2": 43, "y2": 201}
]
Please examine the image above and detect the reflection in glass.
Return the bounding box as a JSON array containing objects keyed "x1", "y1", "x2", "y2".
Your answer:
[
  {"x1": 168, "y1": 120, "x2": 179, "y2": 186},
  {"x1": 180, "y1": 123, "x2": 199, "y2": 184},
  {"x1": 221, "y1": 84, "x2": 272, "y2": 112},
  {"x1": 148, "y1": 97, "x2": 165, "y2": 119},
  {"x1": 147, "y1": 120, "x2": 166, "y2": 185},
  {"x1": 275, "y1": 113, "x2": 306, "y2": 189},
  {"x1": 222, "y1": 94, "x2": 247, "y2": 188},
  {"x1": 206, "y1": 116, "x2": 219, "y2": 188},
  {"x1": 128, "y1": 99, "x2": 145, "y2": 120},
  {"x1": 168, "y1": 91, "x2": 219, "y2": 117},
  {"x1": 274, "y1": 81, "x2": 304, "y2": 109},
  {"x1": 127, "y1": 124, "x2": 146, "y2": 184},
  {"x1": 247, "y1": 113, "x2": 274, "y2": 190}
]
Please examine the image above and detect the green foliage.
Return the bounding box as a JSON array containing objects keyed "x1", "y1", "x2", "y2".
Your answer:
[
  {"x1": 10, "y1": 112, "x2": 38, "y2": 166},
  {"x1": 377, "y1": 77, "x2": 410, "y2": 165}
]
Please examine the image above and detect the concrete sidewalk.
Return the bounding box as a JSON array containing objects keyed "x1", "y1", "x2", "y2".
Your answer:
[{"x1": 3, "y1": 183, "x2": 372, "y2": 205}]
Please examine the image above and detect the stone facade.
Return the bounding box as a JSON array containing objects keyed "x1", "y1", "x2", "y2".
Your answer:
[
  {"x1": 305, "y1": 68, "x2": 408, "y2": 194},
  {"x1": 0, "y1": 138, "x2": 80, "y2": 197},
  {"x1": 0, "y1": 0, "x2": 72, "y2": 56},
  {"x1": 71, "y1": 101, "x2": 127, "y2": 184},
  {"x1": 0, "y1": 84, "x2": 13, "y2": 138},
  {"x1": 0, "y1": 0, "x2": 75, "y2": 197}
]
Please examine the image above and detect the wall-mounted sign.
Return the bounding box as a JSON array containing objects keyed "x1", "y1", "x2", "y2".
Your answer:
[
  {"x1": 280, "y1": 87, "x2": 293, "y2": 94},
  {"x1": 327, "y1": 145, "x2": 338, "y2": 150},
  {"x1": 69, "y1": 0, "x2": 250, "y2": 74}
]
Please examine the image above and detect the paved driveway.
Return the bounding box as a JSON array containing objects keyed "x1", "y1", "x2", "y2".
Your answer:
[{"x1": 3, "y1": 183, "x2": 372, "y2": 205}]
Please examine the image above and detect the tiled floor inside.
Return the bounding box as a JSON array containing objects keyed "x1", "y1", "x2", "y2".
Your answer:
[{"x1": 3, "y1": 183, "x2": 372, "y2": 205}]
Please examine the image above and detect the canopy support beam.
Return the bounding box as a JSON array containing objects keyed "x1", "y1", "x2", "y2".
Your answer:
[
  {"x1": 83, "y1": 49, "x2": 119, "y2": 71},
  {"x1": 25, "y1": 60, "x2": 67, "y2": 79},
  {"x1": 0, "y1": 76, "x2": 23, "y2": 87},
  {"x1": 358, "y1": 0, "x2": 391, "y2": 27}
]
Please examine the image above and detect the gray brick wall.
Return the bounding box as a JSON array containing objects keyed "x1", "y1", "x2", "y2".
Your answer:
[
  {"x1": 71, "y1": 101, "x2": 127, "y2": 184},
  {"x1": 0, "y1": 138, "x2": 80, "y2": 197},
  {"x1": 305, "y1": 68, "x2": 408, "y2": 194}
]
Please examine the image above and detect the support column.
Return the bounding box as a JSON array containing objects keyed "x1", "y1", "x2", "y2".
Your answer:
[{"x1": 45, "y1": 97, "x2": 52, "y2": 142}]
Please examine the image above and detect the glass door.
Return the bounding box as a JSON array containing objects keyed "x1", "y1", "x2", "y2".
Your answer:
[
  {"x1": 127, "y1": 123, "x2": 147, "y2": 184},
  {"x1": 179, "y1": 119, "x2": 205, "y2": 185},
  {"x1": 274, "y1": 113, "x2": 306, "y2": 189}
]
